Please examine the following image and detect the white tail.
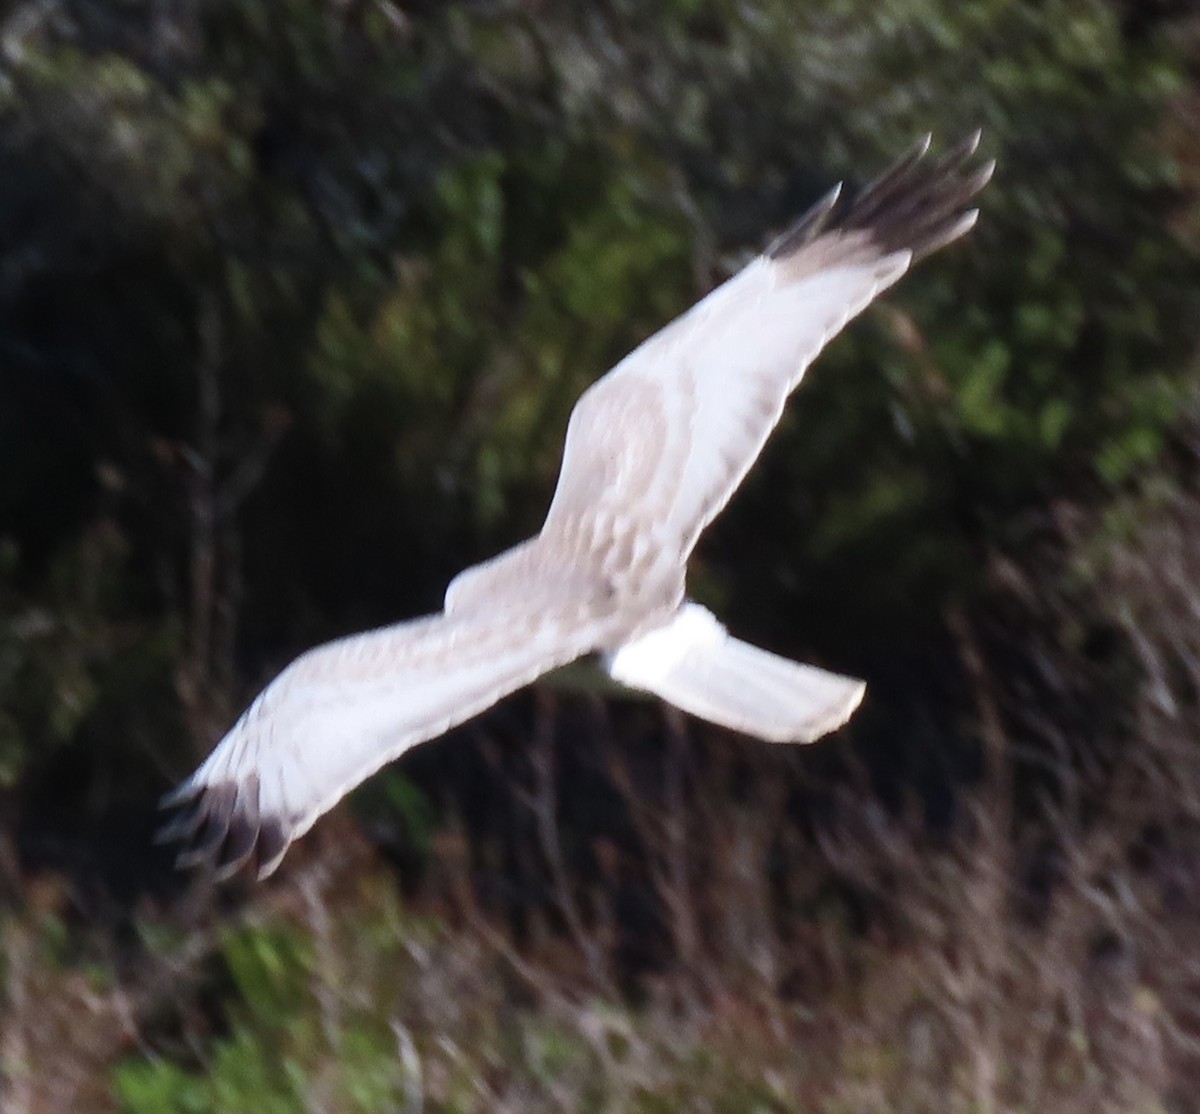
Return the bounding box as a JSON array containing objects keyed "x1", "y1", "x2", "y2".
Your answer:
[{"x1": 604, "y1": 603, "x2": 865, "y2": 743}]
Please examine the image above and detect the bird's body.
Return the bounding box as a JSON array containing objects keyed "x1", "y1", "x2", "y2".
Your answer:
[{"x1": 161, "y1": 133, "x2": 993, "y2": 878}]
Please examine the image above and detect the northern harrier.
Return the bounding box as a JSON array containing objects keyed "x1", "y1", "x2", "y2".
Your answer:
[{"x1": 161, "y1": 133, "x2": 993, "y2": 878}]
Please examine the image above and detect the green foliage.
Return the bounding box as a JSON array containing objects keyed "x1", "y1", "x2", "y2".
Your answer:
[
  {"x1": 3, "y1": 0, "x2": 1195, "y2": 779},
  {"x1": 115, "y1": 911, "x2": 419, "y2": 1114},
  {"x1": 221, "y1": 923, "x2": 314, "y2": 1026},
  {"x1": 109, "y1": 883, "x2": 891, "y2": 1113}
]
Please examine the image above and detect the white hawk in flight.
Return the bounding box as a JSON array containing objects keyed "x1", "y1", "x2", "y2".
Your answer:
[{"x1": 161, "y1": 133, "x2": 993, "y2": 878}]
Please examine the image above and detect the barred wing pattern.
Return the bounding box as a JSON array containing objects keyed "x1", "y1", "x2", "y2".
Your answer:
[{"x1": 161, "y1": 134, "x2": 992, "y2": 878}]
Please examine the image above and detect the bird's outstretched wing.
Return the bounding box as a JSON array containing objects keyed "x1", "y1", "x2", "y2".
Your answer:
[
  {"x1": 542, "y1": 133, "x2": 993, "y2": 568},
  {"x1": 160, "y1": 594, "x2": 630, "y2": 878}
]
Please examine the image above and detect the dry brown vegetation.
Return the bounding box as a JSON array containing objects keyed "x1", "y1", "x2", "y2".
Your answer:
[{"x1": 4, "y1": 477, "x2": 1200, "y2": 1111}]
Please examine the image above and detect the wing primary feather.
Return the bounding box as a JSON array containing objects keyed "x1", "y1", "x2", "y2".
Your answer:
[
  {"x1": 763, "y1": 133, "x2": 990, "y2": 281},
  {"x1": 255, "y1": 817, "x2": 291, "y2": 880},
  {"x1": 173, "y1": 781, "x2": 237, "y2": 869},
  {"x1": 904, "y1": 167, "x2": 993, "y2": 261},
  {"x1": 158, "y1": 778, "x2": 201, "y2": 810},
  {"x1": 842, "y1": 133, "x2": 993, "y2": 259},
  {"x1": 910, "y1": 208, "x2": 980, "y2": 261},
  {"x1": 874, "y1": 161, "x2": 995, "y2": 262},
  {"x1": 936, "y1": 127, "x2": 983, "y2": 173},
  {"x1": 154, "y1": 802, "x2": 206, "y2": 845},
  {"x1": 765, "y1": 181, "x2": 843, "y2": 258},
  {"x1": 842, "y1": 133, "x2": 936, "y2": 226},
  {"x1": 858, "y1": 155, "x2": 992, "y2": 238},
  {"x1": 213, "y1": 773, "x2": 261, "y2": 881}
]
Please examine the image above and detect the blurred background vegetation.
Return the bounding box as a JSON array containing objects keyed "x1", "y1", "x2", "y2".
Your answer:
[{"x1": 3, "y1": 0, "x2": 1200, "y2": 1110}]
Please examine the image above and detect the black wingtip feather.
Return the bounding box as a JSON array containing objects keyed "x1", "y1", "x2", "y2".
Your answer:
[
  {"x1": 158, "y1": 778, "x2": 201, "y2": 810},
  {"x1": 154, "y1": 805, "x2": 207, "y2": 846},
  {"x1": 213, "y1": 774, "x2": 262, "y2": 881},
  {"x1": 159, "y1": 771, "x2": 285, "y2": 881},
  {"x1": 767, "y1": 131, "x2": 992, "y2": 265},
  {"x1": 171, "y1": 781, "x2": 237, "y2": 869},
  {"x1": 764, "y1": 181, "x2": 842, "y2": 258},
  {"x1": 255, "y1": 817, "x2": 291, "y2": 880}
]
